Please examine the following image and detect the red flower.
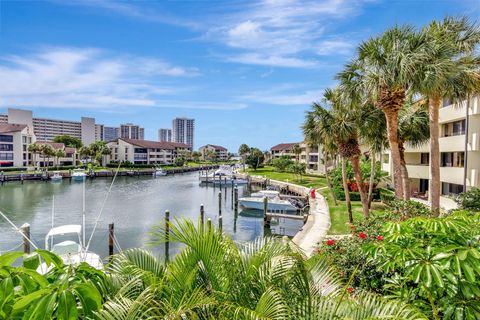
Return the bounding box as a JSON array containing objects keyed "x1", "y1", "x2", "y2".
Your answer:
[
  {"x1": 376, "y1": 235, "x2": 384, "y2": 241},
  {"x1": 350, "y1": 225, "x2": 356, "y2": 231},
  {"x1": 359, "y1": 232, "x2": 367, "y2": 239},
  {"x1": 326, "y1": 239, "x2": 335, "y2": 246},
  {"x1": 347, "y1": 287, "x2": 353, "y2": 294}
]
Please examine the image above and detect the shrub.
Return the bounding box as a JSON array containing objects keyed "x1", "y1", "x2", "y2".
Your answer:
[
  {"x1": 379, "y1": 188, "x2": 395, "y2": 205},
  {"x1": 271, "y1": 156, "x2": 293, "y2": 172},
  {"x1": 456, "y1": 187, "x2": 480, "y2": 212},
  {"x1": 333, "y1": 187, "x2": 362, "y2": 201}
]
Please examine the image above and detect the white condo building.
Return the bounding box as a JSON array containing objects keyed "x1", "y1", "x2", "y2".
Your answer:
[
  {"x1": 158, "y1": 128, "x2": 172, "y2": 142},
  {"x1": 172, "y1": 118, "x2": 194, "y2": 149},
  {"x1": 382, "y1": 96, "x2": 480, "y2": 210},
  {"x1": 120, "y1": 123, "x2": 144, "y2": 140}
]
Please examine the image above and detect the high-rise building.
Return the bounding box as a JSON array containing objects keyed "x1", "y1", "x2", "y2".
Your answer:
[
  {"x1": 172, "y1": 118, "x2": 194, "y2": 149},
  {"x1": 103, "y1": 126, "x2": 119, "y2": 142},
  {"x1": 158, "y1": 128, "x2": 172, "y2": 142},
  {"x1": 0, "y1": 108, "x2": 97, "y2": 145},
  {"x1": 120, "y1": 123, "x2": 144, "y2": 140}
]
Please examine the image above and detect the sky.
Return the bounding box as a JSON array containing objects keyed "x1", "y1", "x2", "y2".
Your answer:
[{"x1": 0, "y1": 0, "x2": 478, "y2": 151}]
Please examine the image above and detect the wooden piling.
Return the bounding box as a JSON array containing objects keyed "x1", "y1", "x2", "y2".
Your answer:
[
  {"x1": 218, "y1": 214, "x2": 222, "y2": 232},
  {"x1": 263, "y1": 197, "x2": 270, "y2": 228},
  {"x1": 234, "y1": 186, "x2": 238, "y2": 213},
  {"x1": 165, "y1": 210, "x2": 170, "y2": 263},
  {"x1": 200, "y1": 204, "x2": 205, "y2": 226},
  {"x1": 20, "y1": 223, "x2": 30, "y2": 254},
  {"x1": 108, "y1": 223, "x2": 114, "y2": 257},
  {"x1": 218, "y1": 191, "x2": 222, "y2": 216}
]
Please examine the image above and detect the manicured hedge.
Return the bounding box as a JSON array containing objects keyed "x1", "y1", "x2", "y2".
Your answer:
[{"x1": 333, "y1": 187, "x2": 380, "y2": 201}]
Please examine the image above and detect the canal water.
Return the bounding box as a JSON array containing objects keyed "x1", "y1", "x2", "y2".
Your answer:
[{"x1": 0, "y1": 172, "x2": 302, "y2": 258}]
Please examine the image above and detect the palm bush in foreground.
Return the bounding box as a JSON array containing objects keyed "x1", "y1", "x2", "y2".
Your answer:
[{"x1": 0, "y1": 220, "x2": 427, "y2": 319}]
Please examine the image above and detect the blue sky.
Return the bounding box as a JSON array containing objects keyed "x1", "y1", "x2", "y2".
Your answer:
[{"x1": 0, "y1": 0, "x2": 478, "y2": 151}]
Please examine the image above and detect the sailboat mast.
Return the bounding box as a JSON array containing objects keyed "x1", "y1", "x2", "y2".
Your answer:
[
  {"x1": 51, "y1": 195, "x2": 55, "y2": 249},
  {"x1": 82, "y1": 178, "x2": 86, "y2": 247}
]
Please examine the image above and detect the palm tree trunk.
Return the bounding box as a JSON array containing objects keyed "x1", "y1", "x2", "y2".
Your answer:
[
  {"x1": 384, "y1": 110, "x2": 404, "y2": 199},
  {"x1": 324, "y1": 154, "x2": 338, "y2": 206},
  {"x1": 351, "y1": 155, "x2": 369, "y2": 218},
  {"x1": 341, "y1": 157, "x2": 353, "y2": 224},
  {"x1": 367, "y1": 151, "x2": 376, "y2": 208},
  {"x1": 429, "y1": 96, "x2": 441, "y2": 216},
  {"x1": 399, "y1": 142, "x2": 411, "y2": 200}
]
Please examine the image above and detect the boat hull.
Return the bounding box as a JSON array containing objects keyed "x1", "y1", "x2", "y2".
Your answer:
[{"x1": 239, "y1": 198, "x2": 297, "y2": 211}]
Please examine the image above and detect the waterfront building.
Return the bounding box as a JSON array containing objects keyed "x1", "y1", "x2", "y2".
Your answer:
[
  {"x1": 199, "y1": 144, "x2": 228, "y2": 161},
  {"x1": 34, "y1": 141, "x2": 78, "y2": 167},
  {"x1": 103, "y1": 126, "x2": 120, "y2": 142},
  {"x1": 0, "y1": 123, "x2": 36, "y2": 168},
  {"x1": 0, "y1": 108, "x2": 98, "y2": 145},
  {"x1": 107, "y1": 138, "x2": 190, "y2": 165},
  {"x1": 270, "y1": 142, "x2": 324, "y2": 173},
  {"x1": 172, "y1": 118, "x2": 194, "y2": 149},
  {"x1": 120, "y1": 123, "x2": 144, "y2": 140},
  {"x1": 382, "y1": 96, "x2": 480, "y2": 210},
  {"x1": 158, "y1": 128, "x2": 172, "y2": 142}
]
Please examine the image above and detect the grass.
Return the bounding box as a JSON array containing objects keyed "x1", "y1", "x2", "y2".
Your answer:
[{"x1": 246, "y1": 166, "x2": 388, "y2": 235}]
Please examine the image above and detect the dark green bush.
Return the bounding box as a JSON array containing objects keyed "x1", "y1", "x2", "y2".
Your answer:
[
  {"x1": 379, "y1": 188, "x2": 395, "y2": 205},
  {"x1": 455, "y1": 187, "x2": 480, "y2": 212}
]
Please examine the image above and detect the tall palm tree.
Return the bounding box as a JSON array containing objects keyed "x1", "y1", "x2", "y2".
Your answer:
[
  {"x1": 238, "y1": 144, "x2": 250, "y2": 171},
  {"x1": 95, "y1": 219, "x2": 426, "y2": 319},
  {"x1": 54, "y1": 149, "x2": 66, "y2": 167},
  {"x1": 303, "y1": 108, "x2": 339, "y2": 206},
  {"x1": 337, "y1": 26, "x2": 428, "y2": 200},
  {"x1": 27, "y1": 143, "x2": 40, "y2": 168},
  {"x1": 414, "y1": 17, "x2": 480, "y2": 214}
]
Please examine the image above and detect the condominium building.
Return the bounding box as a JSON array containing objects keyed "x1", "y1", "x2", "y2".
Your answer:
[
  {"x1": 0, "y1": 108, "x2": 97, "y2": 145},
  {"x1": 172, "y1": 118, "x2": 194, "y2": 149},
  {"x1": 158, "y1": 128, "x2": 172, "y2": 142},
  {"x1": 103, "y1": 126, "x2": 120, "y2": 142},
  {"x1": 199, "y1": 144, "x2": 228, "y2": 161},
  {"x1": 0, "y1": 123, "x2": 36, "y2": 168},
  {"x1": 270, "y1": 142, "x2": 324, "y2": 173},
  {"x1": 34, "y1": 141, "x2": 78, "y2": 167},
  {"x1": 382, "y1": 96, "x2": 480, "y2": 210},
  {"x1": 107, "y1": 138, "x2": 190, "y2": 165},
  {"x1": 120, "y1": 123, "x2": 144, "y2": 140}
]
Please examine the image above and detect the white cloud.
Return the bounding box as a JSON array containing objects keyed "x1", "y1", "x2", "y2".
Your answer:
[
  {"x1": 0, "y1": 47, "x2": 202, "y2": 110},
  {"x1": 206, "y1": 0, "x2": 365, "y2": 67}
]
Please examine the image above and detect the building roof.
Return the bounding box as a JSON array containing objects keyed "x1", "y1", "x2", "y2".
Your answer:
[
  {"x1": 270, "y1": 142, "x2": 301, "y2": 152},
  {"x1": 0, "y1": 123, "x2": 27, "y2": 133},
  {"x1": 65, "y1": 147, "x2": 76, "y2": 153},
  {"x1": 201, "y1": 144, "x2": 227, "y2": 151},
  {"x1": 119, "y1": 138, "x2": 190, "y2": 150},
  {"x1": 35, "y1": 141, "x2": 65, "y2": 149}
]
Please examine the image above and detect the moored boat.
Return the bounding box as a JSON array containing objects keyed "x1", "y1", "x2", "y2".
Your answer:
[
  {"x1": 239, "y1": 196, "x2": 297, "y2": 211},
  {"x1": 71, "y1": 168, "x2": 87, "y2": 181},
  {"x1": 50, "y1": 171, "x2": 63, "y2": 182}
]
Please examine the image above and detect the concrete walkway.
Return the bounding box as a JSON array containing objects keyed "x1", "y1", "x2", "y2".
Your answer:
[{"x1": 241, "y1": 174, "x2": 331, "y2": 257}]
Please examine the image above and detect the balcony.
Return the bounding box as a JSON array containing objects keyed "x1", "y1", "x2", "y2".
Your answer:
[
  {"x1": 439, "y1": 134, "x2": 466, "y2": 152},
  {"x1": 406, "y1": 164, "x2": 429, "y2": 179},
  {"x1": 440, "y1": 167, "x2": 464, "y2": 185}
]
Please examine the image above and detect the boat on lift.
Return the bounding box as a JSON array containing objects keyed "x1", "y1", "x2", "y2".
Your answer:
[
  {"x1": 72, "y1": 168, "x2": 87, "y2": 181},
  {"x1": 199, "y1": 165, "x2": 247, "y2": 185},
  {"x1": 153, "y1": 167, "x2": 167, "y2": 177},
  {"x1": 239, "y1": 195, "x2": 298, "y2": 211},
  {"x1": 50, "y1": 171, "x2": 63, "y2": 182},
  {"x1": 250, "y1": 190, "x2": 280, "y2": 198}
]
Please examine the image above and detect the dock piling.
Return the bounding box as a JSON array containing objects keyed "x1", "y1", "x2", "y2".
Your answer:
[
  {"x1": 263, "y1": 197, "x2": 271, "y2": 228},
  {"x1": 164, "y1": 210, "x2": 170, "y2": 263},
  {"x1": 108, "y1": 223, "x2": 114, "y2": 258},
  {"x1": 20, "y1": 223, "x2": 30, "y2": 254},
  {"x1": 200, "y1": 204, "x2": 205, "y2": 226},
  {"x1": 234, "y1": 186, "x2": 238, "y2": 214}
]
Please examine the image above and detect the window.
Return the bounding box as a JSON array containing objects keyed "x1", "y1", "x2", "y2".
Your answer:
[
  {"x1": 420, "y1": 153, "x2": 429, "y2": 165},
  {"x1": 0, "y1": 144, "x2": 14, "y2": 151},
  {"x1": 442, "y1": 120, "x2": 466, "y2": 137},
  {"x1": 0, "y1": 153, "x2": 14, "y2": 160},
  {"x1": 442, "y1": 182, "x2": 464, "y2": 196},
  {"x1": 441, "y1": 152, "x2": 464, "y2": 167},
  {"x1": 0, "y1": 135, "x2": 13, "y2": 142},
  {"x1": 383, "y1": 154, "x2": 390, "y2": 164}
]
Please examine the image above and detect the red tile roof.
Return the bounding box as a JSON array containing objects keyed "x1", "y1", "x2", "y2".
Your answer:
[
  {"x1": 0, "y1": 123, "x2": 27, "y2": 133},
  {"x1": 35, "y1": 141, "x2": 65, "y2": 149},
  {"x1": 119, "y1": 138, "x2": 190, "y2": 150},
  {"x1": 201, "y1": 144, "x2": 227, "y2": 151},
  {"x1": 270, "y1": 142, "x2": 301, "y2": 151}
]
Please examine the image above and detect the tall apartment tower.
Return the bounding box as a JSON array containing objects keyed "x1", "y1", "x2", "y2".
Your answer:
[
  {"x1": 172, "y1": 118, "x2": 194, "y2": 149},
  {"x1": 120, "y1": 123, "x2": 144, "y2": 140},
  {"x1": 103, "y1": 126, "x2": 119, "y2": 142},
  {"x1": 158, "y1": 128, "x2": 172, "y2": 142}
]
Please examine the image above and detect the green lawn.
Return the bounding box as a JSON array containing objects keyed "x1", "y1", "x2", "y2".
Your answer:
[{"x1": 246, "y1": 166, "x2": 387, "y2": 235}]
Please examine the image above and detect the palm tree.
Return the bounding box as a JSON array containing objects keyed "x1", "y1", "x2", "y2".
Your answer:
[
  {"x1": 27, "y1": 143, "x2": 40, "y2": 168},
  {"x1": 303, "y1": 110, "x2": 339, "y2": 206},
  {"x1": 54, "y1": 149, "x2": 66, "y2": 167},
  {"x1": 238, "y1": 144, "x2": 250, "y2": 171},
  {"x1": 292, "y1": 144, "x2": 302, "y2": 162},
  {"x1": 94, "y1": 219, "x2": 426, "y2": 319},
  {"x1": 413, "y1": 17, "x2": 480, "y2": 214},
  {"x1": 338, "y1": 26, "x2": 427, "y2": 200}
]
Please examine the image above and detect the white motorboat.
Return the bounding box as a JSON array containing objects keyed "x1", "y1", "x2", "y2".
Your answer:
[
  {"x1": 250, "y1": 190, "x2": 280, "y2": 198},
  {"x1": 199, "y1": 166, "x2": 247, "y2": 185},
  {"x1": 239, "y1": 196, "x2": 297, "y2": 211},
  {"x1": 72, "y1": 169, "x2": 87, "y2": 181},
  {"x1": 153, "y1": 168, "x2": 167, "y2": 177},
  {"x1": 37, "y1": 224, "x2": 103, "y2": 274},
  {"x1": 50, "y1": 171, "x2": 63, "y2": 182}
]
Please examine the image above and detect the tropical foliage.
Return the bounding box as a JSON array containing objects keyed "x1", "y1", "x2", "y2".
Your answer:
[{"x1": 455, "y1": 187, "x2": 480, "y2": 212}]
